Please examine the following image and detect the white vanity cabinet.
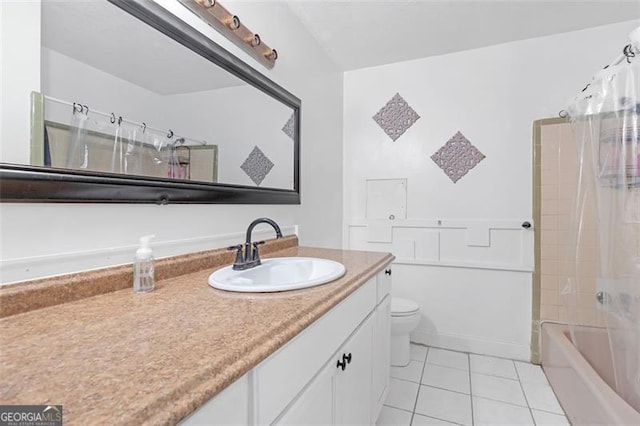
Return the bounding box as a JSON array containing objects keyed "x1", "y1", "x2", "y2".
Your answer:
[
  {"x1": 182, "y1": 265, "x2": 392, "y2": 426},
  {"x1": 277, "y1": 316, "x2": 374, "y2": 425},
  {"x1": 179, "y1": 374, "x2": 250, "y2": 425},
  {"x1": 271, "y1": 265, "x2": 392, "y2": 426}
]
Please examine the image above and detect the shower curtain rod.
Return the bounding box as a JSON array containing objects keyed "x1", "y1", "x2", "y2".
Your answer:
[
  {"x1": 43, "y1": 94, "x2": 209, "y2": 147},
  {"x1": 559, "y1": 28, "x2": 640, "y2": 118}
]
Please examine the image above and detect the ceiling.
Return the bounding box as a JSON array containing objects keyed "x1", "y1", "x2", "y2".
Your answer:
[{"x1": 286, "y1": 1, "x2": 640, "y2": 70}]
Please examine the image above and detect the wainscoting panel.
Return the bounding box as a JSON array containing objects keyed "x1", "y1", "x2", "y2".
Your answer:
[
  {"x1": 348, "y1": 219, "x2": 533, "y2": 272},
  {"x1": 347, "y1": 219, "x2": 533, "y2": 360}
]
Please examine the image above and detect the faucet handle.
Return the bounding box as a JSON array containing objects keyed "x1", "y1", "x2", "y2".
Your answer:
[
  {"x1": 227, "y1": 244, "x2": 244, "y2": 268},
  {"x1": 251, "y1": 241, "x2": 265, "y2": 263}
]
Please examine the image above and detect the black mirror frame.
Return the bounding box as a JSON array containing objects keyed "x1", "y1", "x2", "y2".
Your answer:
[{"x1": 0, "y1": 0, "x2": 301, "y2": 204}]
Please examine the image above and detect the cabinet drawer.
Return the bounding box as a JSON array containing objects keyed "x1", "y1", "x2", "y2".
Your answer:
[
  {"x1": 377, "y1": 264, "x2": 392, "y2": 304},
  {"x1": 255, "y1": 278, "x2": 376, "y2": 425}
]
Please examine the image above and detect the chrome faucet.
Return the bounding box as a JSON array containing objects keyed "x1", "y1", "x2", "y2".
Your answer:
[{"x1": 228, "y1": 218, "x2": 283, "y2": 270}]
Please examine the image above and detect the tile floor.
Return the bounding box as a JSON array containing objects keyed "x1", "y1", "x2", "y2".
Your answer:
[{"x1": 376, "y1": 344, "x2": 570, "y2": 426}]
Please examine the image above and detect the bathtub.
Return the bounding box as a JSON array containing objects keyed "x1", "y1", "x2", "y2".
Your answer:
[{"x1": 541, "y1": 323, "x2": 640, "y2": 425}]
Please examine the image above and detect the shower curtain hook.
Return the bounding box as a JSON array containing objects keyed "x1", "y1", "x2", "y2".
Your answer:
[
  {"x1": 558, "y1": 110, "x2": 569, "y2": 118},
  {"x1": 72, "y1": 102, "x2": 83, "y2": 115},
  {"x1": 167, "y1": 129, "x2": 174, "y2": 139},
  {"x1": 141, "y1": 122, "x2": 147, "y2": 133},
  {"x1": 110, "y1": 113, "x2": 116, "y2": 124},
  {"x1": 82, "y1": 104, "x2": 89, "y2": 116},
  {"x1": 623, "y1": 44, "x2": 635, "y2": 63},
  {"x1": 117, "y1": 116, "x2": 122, "y2": 126}
]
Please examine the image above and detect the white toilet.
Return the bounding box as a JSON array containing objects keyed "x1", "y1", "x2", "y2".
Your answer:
[{"x1": 390, "y1": 297, "x2": 421, "y2": 366}]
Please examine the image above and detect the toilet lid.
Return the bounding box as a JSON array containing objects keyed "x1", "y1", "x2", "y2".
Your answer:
[{"x1": 391, "y1": 297, "x2": 419, "y2": 316}]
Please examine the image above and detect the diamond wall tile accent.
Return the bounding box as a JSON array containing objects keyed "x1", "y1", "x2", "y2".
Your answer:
[
  {"x1": 282, "y1": 112, "x2": 295, "y2": 141},
  {"x1": 241, "y1": 146, "x2": 274, "y2": 186},
  {"x1": 372, "y1": 93, "x2": 420, "y2": 141},
  {"x1": 431, "y1": 131, "x2": 485, "y2": 183}
]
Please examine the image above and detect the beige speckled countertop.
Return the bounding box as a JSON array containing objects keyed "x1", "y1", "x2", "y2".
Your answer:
[{"x1": 0, "y1": 245, "x2": 393, "y2": 425}]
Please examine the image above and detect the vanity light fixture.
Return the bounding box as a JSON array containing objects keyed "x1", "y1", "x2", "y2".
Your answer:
[{"x1": 179, "y1": 0, "x2": 278, "y2": 69}]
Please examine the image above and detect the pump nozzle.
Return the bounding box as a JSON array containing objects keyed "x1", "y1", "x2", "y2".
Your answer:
[
  {"x1": 136, "y1": 235, "x2": 155, "y2": 258},
  {"x1": 139, "y1": 234, "x2": 155, "y2": 248}
]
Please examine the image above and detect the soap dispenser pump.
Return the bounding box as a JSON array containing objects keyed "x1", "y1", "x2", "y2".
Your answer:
[{"x1": 134, "y1": 235, "x2": 155, "y2": 293}]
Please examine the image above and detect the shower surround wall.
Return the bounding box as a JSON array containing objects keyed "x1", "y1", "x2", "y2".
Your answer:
[
  {"x1": 0, "y1": 0, "x2": 343, "y2": 284},
  {"x1": 536, "y1": 120, "x2": 604, "y2": 328},
  {"x1": 343, "y1": 20, "x2": 639, "y2": 360}
]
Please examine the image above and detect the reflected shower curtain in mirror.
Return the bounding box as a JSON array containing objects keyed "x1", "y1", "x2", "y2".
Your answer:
[
  {"x1": 65, "y1": 111, "x2": 89, "y2": 169},
  {"x1": 567, "y1": 51, "x2": 640, "y2": 410}
]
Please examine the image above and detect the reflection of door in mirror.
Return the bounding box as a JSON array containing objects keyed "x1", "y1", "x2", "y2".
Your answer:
[{"x1": 31, "y1": 0, "x2": 295, "y2": 190}]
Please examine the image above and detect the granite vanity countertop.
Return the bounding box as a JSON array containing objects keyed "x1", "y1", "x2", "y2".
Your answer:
[{"x1": 0, "y1": 246, "x2": 393, "y2": 425}]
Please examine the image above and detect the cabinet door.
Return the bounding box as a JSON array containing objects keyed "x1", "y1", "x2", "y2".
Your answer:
[
  {"x1": 335, "y1": 314, "x2": 374, "y2": 425},
  {"x1": 275, "y1": 362, "x2": 334, "y2": 425},
  {"x1": 371, "y1": 294, "x2": 391, "y2": 422}
]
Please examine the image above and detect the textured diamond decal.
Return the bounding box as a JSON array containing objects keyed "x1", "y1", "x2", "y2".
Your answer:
[
  {"x1": 241, "y1": 146, "x2": 274, "y2": 186},
  {"x1": 372, "y1": 93, "x2": 420, "y2": 141},
  {"x1": 431, "y1": 131, "x2": 485, "y2": 183},
  {"x1": 282, "y1": 112, "x2": 295, "y2": 141}
]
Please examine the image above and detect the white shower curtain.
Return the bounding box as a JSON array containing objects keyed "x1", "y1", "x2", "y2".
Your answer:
[{"x1": 567, "y1": 46, "x2": 640, "y2": 410}]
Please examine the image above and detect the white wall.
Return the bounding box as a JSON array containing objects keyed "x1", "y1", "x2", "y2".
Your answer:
[
  {"x1": 343, "y1": 20, "x2": 639, "y2": 360},
  {"x1": 0, "y1": 0, "x2": 41, "y2": 164},
  {"x1": 0, "y1": 0, "x2": 344, "y2": 284}
]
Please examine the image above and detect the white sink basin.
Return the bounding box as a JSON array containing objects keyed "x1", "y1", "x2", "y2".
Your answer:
[{"x1": 208, "y1": 257, "x2": 346, "y2": 292}]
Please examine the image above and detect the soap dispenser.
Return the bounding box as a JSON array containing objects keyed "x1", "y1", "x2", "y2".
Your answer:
[{"x1": 134, "y1": 235, "x2": 155, "y2": 293}]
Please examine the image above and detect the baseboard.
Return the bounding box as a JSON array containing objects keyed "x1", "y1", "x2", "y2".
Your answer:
[{"x1": 411, "y1": 329, "x2": 531, "y2": 361}]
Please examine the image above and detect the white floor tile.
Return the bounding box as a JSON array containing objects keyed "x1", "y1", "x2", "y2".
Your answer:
[
  {"x1": 473, "y1": 397, "x2": 535, "y2": 425},
  {"x1": 415, "y1": 385, "x2": 472, "y2": 426},
  {"x1": 376, "y1": 405, "x2": 413, "y2": 425},
  {"x1": 426, "y1": 348, "x2": 469, "y2": 371},
  {"x1": 411, "y1": 344, "x2": 429, "y2": 362},
  {"x1": 520, "y1": 381, "x2": 564, "y2": 414},
  {"x1": 392, "y1": 360, "x2": 425, "y2": 383},
  {"x1": 469, "y1": 354, "x2": 518, "y2": 379},
  {"x1": 515, "y1": 361, "x2": 550, "y2": 384},
  {"x1": 421, "y1": 363, "x2": 470, "y2": 394},
  {"x1": 412, "y1": 413, "x2": 459, "y2": 425},
  {"x1": 386, "y1": 377, "x2": 420, "y2": 412},
  {"x1": 470, "y1": 373, "x2": 527, "y2": 406},
  {"x1": 531, "y1": 409, "x2": 570, "y2": 425}
]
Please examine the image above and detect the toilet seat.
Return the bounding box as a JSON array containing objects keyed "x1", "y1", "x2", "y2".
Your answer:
[{"x1": 391, "y1": 297, "x2": 419, "y2": 317}]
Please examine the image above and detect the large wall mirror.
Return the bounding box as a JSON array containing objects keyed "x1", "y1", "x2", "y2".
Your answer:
[{"x1": 0, "y1": 0, "x2": 300, "y2": 204}]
